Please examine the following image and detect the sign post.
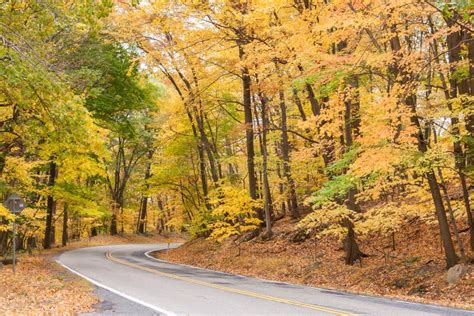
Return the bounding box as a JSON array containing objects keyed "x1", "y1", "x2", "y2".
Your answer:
[
  {"x1": 12, "y1": 220, "x2": 16, "y2": 273},
  {"x1": 3, "y1": 193, "x2": 26, "y2": 273}
]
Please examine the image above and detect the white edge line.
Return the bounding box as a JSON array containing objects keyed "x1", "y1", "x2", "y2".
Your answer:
[{"x1": 55, "y1": 257, "x2": 176, "y2": 316}]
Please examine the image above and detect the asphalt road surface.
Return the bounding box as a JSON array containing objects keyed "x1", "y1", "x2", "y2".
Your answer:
[{"x1": 57, "y1": 244, "x2": 474, "y2": 316}]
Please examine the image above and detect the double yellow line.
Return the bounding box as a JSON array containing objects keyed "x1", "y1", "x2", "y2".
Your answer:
[{"x1": 106, "y1": 251, "x2": 355, "y2": 316}]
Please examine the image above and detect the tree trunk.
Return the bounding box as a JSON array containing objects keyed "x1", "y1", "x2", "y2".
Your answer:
[
  {"x1": 407, "y1": 93, "x2": 458, "y2": 268},
  {"x1": 276, "y1": 160, "x2": 287, "y2": 216},
  {"x1": 182, "y1": 98, "x2": 210, "y2": 208},
  {"x1": 344, "y1": 76, "x2": 360, "y2": 212},
  {"x1": 51, "y1": 200, "x2": 56, "y2": 246},
  {"x1": 298, "y1": 65, "x2": 321, "y2": 116},
  {"x1": 303, "y1": 80, "x2": 320, "y2": 116},
  {"x1": 239, "y1": 45, "x2": 260, "y2": 218},
  {"x1": 111, "y1": 192, "x2": 124, "y2": 235},
  {"x1": 138, "y1": 196, "x2": 149, "y2": 234},
  {"x1": 156, "y1": 198, "x2": 165, "y2": 233},
  {"x1": 460, "y1": 172, "x2": 474, "y2": 251},
  {"x1": 279, "y1": 90, "x2": 299, "y2": 219},
  {"x1": 260, "y1": 94, "x2": 273, "y2": 235},
  {"x1": 225, "y1": 137, "x2": 238, "y2": 183},
  {"x1": 110, "y1": 211, "x2": 118, "y2": 235},
  {"x1": 0, "y1": 225, "x2": 7, "y2": 256},
  {"x1": 195, "y1": 109, "x2": 219, "y2": 184},
  {"x1": 438, "y1": 169, "x2": 466, "y2": 261},
  {"x1": 185, "y1": 61, "x2": 220, "y2": 185},
  {"x1": 343, "y1": 91, "x2": 353, "y2": 148},
  {"x1": 110, "y1": 194, "x2": 122, "y2": 235},
  {"x1": 62, "y1": 203, "x2": 68, "y2": 247},
  {"x1": 0, "y1": 146, "x2": 8, "y2": 177},
  {"x1": 138, "y1": 151, "x2": 153, "y2": 234},
  {"x1": 342, "y1": 218, "x2": 365, "y2": 265},
  {"x1": 292, "y1": 88, "x2": 307, "y2": 121},
  {"x1": 198, "y1": 143, "x2": 210, "y2": 205},
  {"x1": 43, "y1": 161, "x2": 57, "y2": 249}
]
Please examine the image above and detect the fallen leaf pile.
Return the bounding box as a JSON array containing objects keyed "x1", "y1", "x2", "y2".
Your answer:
[{"x1": 0, "y1": 255, "x2": 97, "y2": 314}]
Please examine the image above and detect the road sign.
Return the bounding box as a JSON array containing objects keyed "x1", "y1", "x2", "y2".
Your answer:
[
  {"x1": 3, "y1": 193, "x2": 26, "y2": 214},
  {"x1": 3, "y1": 193, "x2": 26, "y2": 273}
]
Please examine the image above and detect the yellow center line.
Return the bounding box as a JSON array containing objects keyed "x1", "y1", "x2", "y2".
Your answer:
[{"x1": 106, "y1": 251, "x2": 356, "y2": 316}]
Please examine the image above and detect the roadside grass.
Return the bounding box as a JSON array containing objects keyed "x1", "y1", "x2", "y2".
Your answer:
[{"x1": 0, "y1": 232, "x2": 183, "y2": 315}]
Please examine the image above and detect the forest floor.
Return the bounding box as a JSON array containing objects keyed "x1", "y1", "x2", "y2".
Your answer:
[
  {"x1": 0, "y1": 232, "x2": 183, "y2": 315},
  {"x1": 159, "y1": 218, "x2": 474, "y2": 310}
]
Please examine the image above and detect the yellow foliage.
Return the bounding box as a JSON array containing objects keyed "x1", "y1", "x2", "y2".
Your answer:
[
  {"x1": 208, "y1": 185, "x2": 262, "y2": 242},
  {"x1": 298, "y1": 202, "x2": 361, "y2": 239},
  {"x1": 0, "y1": 205, "x2": 14, "y2": 232}
]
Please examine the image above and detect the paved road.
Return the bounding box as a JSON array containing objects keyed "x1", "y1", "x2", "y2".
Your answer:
[
  {"x1": 82, "y1": 286, "x2": 159, "y2": 315},
  {"x1": 57, "y1": 244, "x2": 474, "y2": 316}
]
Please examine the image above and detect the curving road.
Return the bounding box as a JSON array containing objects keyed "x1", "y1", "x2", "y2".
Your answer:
[{"x1": 57, "y1": 244, "x2": 473, "y2": 316}]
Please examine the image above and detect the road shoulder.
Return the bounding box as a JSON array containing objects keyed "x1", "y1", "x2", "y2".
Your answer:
[{"x1": 82, "y1": 287, "x2": 160, "y2": 315}]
